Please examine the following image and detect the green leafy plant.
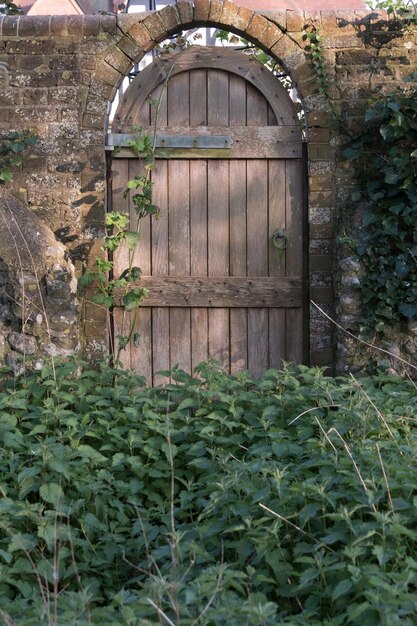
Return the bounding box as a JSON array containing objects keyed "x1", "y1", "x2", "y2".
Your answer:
[
  {"x1": 0, "y1": 359, "x2": 417, "y2": 625},
  {"x1": 344, "y1": 89, "x2": 417, "y2": 329},
  {"x1": 0, "y1": 0, "x2": 23, "y2": 14},
  {"x1": 366, "y1": 0, "x2": 417, "y2": 20},
  {"x1": 0, "y1": 131, "x2": 37, "y2": 184}
]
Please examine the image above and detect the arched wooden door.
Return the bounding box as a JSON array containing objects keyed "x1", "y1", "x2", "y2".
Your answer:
[{"x1": 109, "y1": 47, "x2": 306, "y2": 383}]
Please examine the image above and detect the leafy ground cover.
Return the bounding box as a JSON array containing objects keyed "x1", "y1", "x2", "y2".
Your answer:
[{"x1": 0, "y1": 360, "x2": 416, "y2": 625}]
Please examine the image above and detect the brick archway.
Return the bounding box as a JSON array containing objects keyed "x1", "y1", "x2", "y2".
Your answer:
[{"x1": 83, "y1": 0, "x2": 335, "y2": 368}]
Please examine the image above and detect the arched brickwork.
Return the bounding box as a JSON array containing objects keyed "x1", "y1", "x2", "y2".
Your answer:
[{"x1": 86, "y1": 0, "x2": 335, "y2": 367}]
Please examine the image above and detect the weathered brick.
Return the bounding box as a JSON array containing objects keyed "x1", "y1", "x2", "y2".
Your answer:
[
  {"x1": 176, "y1": 1, "x2": 194, "y2": 25},
  {"x1": 102, "y1": 15, "x2": 117, "y2": 35},
  {"x1": 286, "y1": 11, "x2": 304, "y2": 32},
  {"x1": 209, "y1": 0, "x2": 223, "y2": 23},
  {"x1": 310, "y1": 190, "x2": 333, "y2": 207},
  {"x1": 310, "y1": 285, "x2": 333, "y2": 303},
  {"x1": 104, "y1": 46, "x2": 131, "y2": 74},
  {"x1": 261, "y1": 22, "x2": 283, "y2": 49},
  {"x1": 17, "y1": 16, "x2": 49, "y2": 38},
  {"x1": 116, "y1": 35, "x2": 145, "y2": 62},
  {"x1": 195, "y1": 0, "x2": 210, "y2": 22},
  {"x1": 271, "y1": 37, "x2": 306, "y2": 71},
  {"x1": 309, "y1": 224, "x2": 333, "y2": 239},
  {"x1": 232, "y1": 5, "x2": 254, "y2": 33},
  {"x1": 310, "y1": 348, "x2": 334, "y2": 366},
  {"x1": 309, "y1": 143, "x2": 333, "y2": 160},
  {"x1": 158, "y1": 4, "x2": 181, "y2": 34},
  {"x1": 83, "y1": 16, "x2": 101, "y2": 37},
  {"x1": 142, "y1": 12, "x2": 167, "y2": 42},
  {"x1": 128, "y1": 21, "x2": 154, "y2": 52},
  {"x1": 310, "y1": 254, "x2": 333, "y2": 271},
  {"x1": 93, "y1": 60, "x2": 122, "y2": 87},
  {"x1": 246, "y1": 13, "x2": 269, "y2": 42},
  {"x1": 1, "y1": 16, "x2": 19, "y2": 37},
  {"x1": 219, "y1": 1, "x2": 240, "y2": 29}
]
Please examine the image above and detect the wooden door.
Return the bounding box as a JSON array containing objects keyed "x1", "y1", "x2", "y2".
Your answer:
[{"x1": 110, "y1": 48, "x2": 306, "y2": 383}]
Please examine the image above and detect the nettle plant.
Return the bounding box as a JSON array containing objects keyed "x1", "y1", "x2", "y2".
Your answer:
[{"x1": 344, "y1": 89, "x2": 417, "y2": 330}]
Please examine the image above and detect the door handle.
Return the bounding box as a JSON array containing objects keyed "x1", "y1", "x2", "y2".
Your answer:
[{"x1": 272, "y1": 228, "x2": 288, "y2": 250}]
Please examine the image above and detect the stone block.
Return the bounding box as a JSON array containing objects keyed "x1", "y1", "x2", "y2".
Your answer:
[
  {"x1": 261, "y1": 22, "x2": 283, "y2": 49},
  {"x1": 219, "y1": 1, "x2": 240, "y2": 29},
  {"x1": 93, "y1": 60, "x2": 122, "y2": 87},
  {"x1": 176, "y1": 1, "x2": 194, "y2": 25},
  {"x1": 260, "y1": 10, "x2": 286, "y2": 31},
  {"x1": 195, "y1": 0, "x2": 210, "y2": 22},
  {"x1": 233, "y1": 6, "x2": 254, "y2": 33},
  {"x1": 158, "y1": 4, "x2": 181, "y2": 34},
  {"x1": 104, "y1": 46, "x2": 132, "y2": 74},
  {"x1": 142, "y1": 12, "x2": 167, "y2": 42},
  {"x1": 128, "y1": 21, "x2": 154, "y2": 52},
  {"x1": 17, "y1": 16, "x2": 49, "y2": 37},
  {"x1": 209, "y1": 0, "x2": 223, "y2": 23},
  {"x1": 286, "y1": 11, "x2": 304, "y2": 32},
  {"x1": 1, "y1": 16, "x2": 19, "y2": 37},
  {"x1": 102, "y1": 15, "x2": 117, "y2": 35},
  {"x1": 83, "y1": 15, "x2": 101, "y2": 37},
  {"x1": 246, "y1": 13, "x2": 269, "y2": 42},
  {"x1": 117, "y1": 35, "x2": 145, "y2": 62}
]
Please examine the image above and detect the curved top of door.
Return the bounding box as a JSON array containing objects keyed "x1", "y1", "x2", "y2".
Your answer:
[{"x1": 113, "y1": 46, "x2": 300, "y2": 131}]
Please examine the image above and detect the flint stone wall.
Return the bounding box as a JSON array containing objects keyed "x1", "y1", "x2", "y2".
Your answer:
[{"x1": 0, "y1": 1, "x2": 416, "y2": 373}]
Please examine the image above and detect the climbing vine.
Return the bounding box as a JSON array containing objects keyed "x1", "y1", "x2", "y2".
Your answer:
[
  {"x1": 0, "y1": 131, "x2": 37, "y2": 184},
  {"x1": 344, "y1": 89, "x2": 417, "y2": 330}
]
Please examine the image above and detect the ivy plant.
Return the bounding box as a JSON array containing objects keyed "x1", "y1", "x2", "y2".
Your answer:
[
  {"x1": 344, "y1": 89, "x2": 417, "y2": 329},
  {"x1": 0, "y1": 0, "x2": 23, "y2": 14},
  {"x1": 0, "y1": 131, "x2": 37, "y2": 185}
]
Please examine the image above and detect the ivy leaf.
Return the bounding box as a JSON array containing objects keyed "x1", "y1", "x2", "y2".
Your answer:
[
  {"x1": 122, "y1": 287, "x2": 149, "y2": 311},
  {"x1": 399, "y1": 302, "x2": 417, "y2": 319},
  {"x1": 125, "y1": 230, "x2": 141, "y2": 251}
]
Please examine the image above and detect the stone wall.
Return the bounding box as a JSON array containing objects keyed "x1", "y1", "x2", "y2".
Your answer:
[{"x1": 0, "y1": 1, "x2": 416, "y2": 373}]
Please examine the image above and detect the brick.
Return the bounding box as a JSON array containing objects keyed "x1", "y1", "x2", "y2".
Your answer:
[
  {"x1": 245, "y1": 13, "x2": 269, "y2": 42},
  {"x1": 261, "y1": 22, "x2": 283, "y2": 49},
  {"x1": 1, "y1": 16, "x2": 19, "y2": 37},
  {"x1": 310, "y1": 348, "x2": 334, "y2": 367},
  {"x1": 83, "y1": 15, "x2": 101, "y2": 37},
  {"x1": 309, "y1": 143, "x2": 333, "y2": 160},
  {"x1": 82, "y1": 112, "x2": 105, "y2": 130},
  {"x1": 310, "y1": 286, "x2": 333, "y2": 303},
  {"x1": 286, "y1": 11, "x2": 304, "y2": 32},
  {"x1": 128, "y1": 21, "x2": 154, "y2": 52},
  {"x1": 158, "y1": 4, "x2": 181, "y2": 34},
  {"x1": 219, "y1": 1, "x2": 240, "y2": 29},
  {"x1": 50, "y1": 16, "x2": 69, "y2": 36},
  {"x1": 17, "y1": 16, "x2": 49, "y2": 37},
  {"x1": 308, "y1": 174, "x2": 332, "y2": 192},
  {"x1": 194, "y1": 0, "x2": 210, "y2": 22},
  {"x1": 260, "y1": 10, "x2": 286, "y2": 31},
  {"x1": 209, "y1": 0, "x2": 223, "y2": 23},
  {"x1": 310, "y1": 190, "x2": 333, "y2": 207},
  {"x1": 232, "y1": 6, "x2": 254, "y2": 33},
  {"x1": 306, "y1": 111, "x2": 331, "y2": 127},
  {"x1": 176, "y1": 1, "x2": 194, "y2": 25},
  {"x1": 93, "y1": 61, "x2": 122, "y2": 87},
  {"x1": 117, "y1": 35, "x2": 145, "y2": 62},
  {"x1": 101, "y1": 15, "x2": 117, "y2": 35},
  {"x1": 104, "y1": 46, "x2": 132, "y2": 74},
  {"x1": 291, "y1": 61, "x2": 314, "y2": 84},
  {"x1": 309, "y1": 224, "x2": 333, "y2": 239},
  {"x1": 142, "y1": 12, "x2": 167, "y2": 42},
  {"x1": 271, "y1": 37, "x2": 306, "y2": 71}
]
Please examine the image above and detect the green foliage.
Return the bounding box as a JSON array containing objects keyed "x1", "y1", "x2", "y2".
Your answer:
[
  {"x1": 0, "y1": 131, "x2": 37, "y2": 185},
  {"x1": 0, "y1": 360, "x2": 417, "y2": 624},
  {"x1": 79, "y1": 127, "x2": 159, "y2": 362},
  {"x1": 0, "y1": 0, "x2": 23, "y2": 14},
  {"x1": 344, "y1": 90, "x2": 417, "y2": 329},
  {"x1": 366, "y1": 0, "x2": 417, "y2": 20}
]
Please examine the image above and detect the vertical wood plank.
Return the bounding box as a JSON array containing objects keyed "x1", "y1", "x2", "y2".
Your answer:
[
  {"x1": 207, "y1": 160, "x2": 229, "y2": 370},
  {"x1": 269, "y1": 160, "x2": 286, "y2": 369},
  {"x1": 285, "y1": 159, "x2": 304, "y2": 364},
  {"x1": 247, "y1": 159, "x2": 269, "y2": 376},
  {"x1": 168, "y1": 160, "x2": 191, "y2": 372},
  {"x1": 190, "y1": 69, "x2": 207, "y2": 126},
  {"x1": 229, "y1": 73, "x2": 248, "y2": 373},
  {"x1": 167, "y1": 72, "x2": 191, "y2": 373},
  {"x1": 190, "y1": 72, "x2": 208, "y2": 371},
  {"x1": 247, "y1": 82, "x2": 269, "y2": 376},
  {"x1": 190, "y1": 160, "x2": 209, "y2": 370},
  {"x1": 151, "y1": 160, "x2": 170, "y2": 384},
  {"x1": 207, "y1": 69, "x2": 230, "y2": 370}
]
